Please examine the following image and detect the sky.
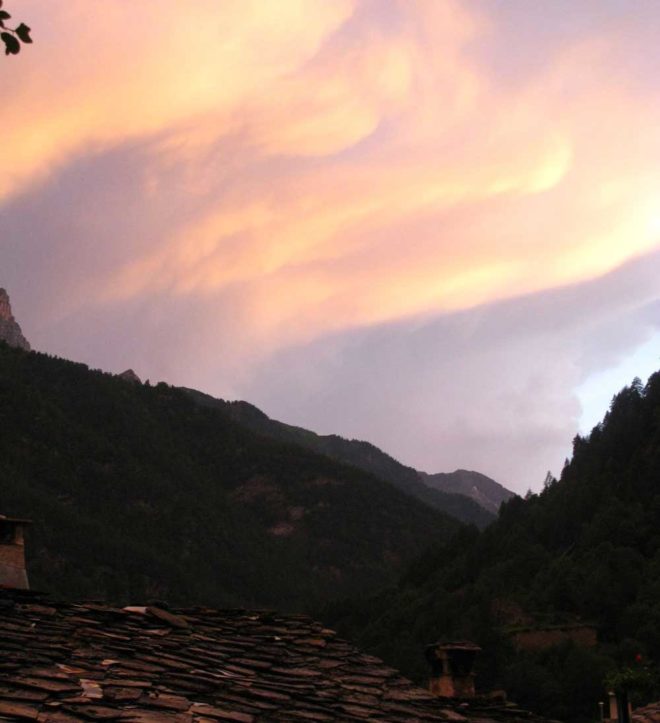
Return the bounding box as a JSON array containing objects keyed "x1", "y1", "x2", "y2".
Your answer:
[{"x1": 3, "y1": 0, "x2": 660, "y2": 493}]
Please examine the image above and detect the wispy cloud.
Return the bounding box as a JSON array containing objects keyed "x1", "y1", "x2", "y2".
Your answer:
[{"x1": 3, "y1": 1, "x2": 660, "y2": 489}]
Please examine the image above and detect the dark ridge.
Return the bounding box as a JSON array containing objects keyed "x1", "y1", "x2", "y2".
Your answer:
[
  {"x1": 323, "y1": 374, "x2": 660, "y2": 723},
  {"x1": 182, "y1": 387, "x2": 498, "y2": 528},
  {"x1": 0, "y1": 341, "x2": 459, "y2": 612}
]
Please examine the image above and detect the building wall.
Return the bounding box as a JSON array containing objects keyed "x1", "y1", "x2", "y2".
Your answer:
[
  {"x1": 511, "y1": 626, "x2": 597, "y2": 651},
  {"x1": 0, "y1": 542, "x2": 28, "y2": 589}
]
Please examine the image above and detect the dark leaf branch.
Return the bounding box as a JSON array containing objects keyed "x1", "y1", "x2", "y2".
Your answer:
[{"x1": 0, "y1": 2, "x2": 32, "y2": 56}]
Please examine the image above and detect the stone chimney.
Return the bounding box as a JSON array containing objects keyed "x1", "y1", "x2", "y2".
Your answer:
[
  {"x1": 0, "y1": 288, "x2": 30, "y2": 351},
  {"x1": 425, "y1": 641, "x2": 481, "y2": 698},
  {"x1": 0, "y1": 516, "x2": 31, "y2": 589},
  {"x1": 607, "y1": 690, "x2": 632, "y2": 723}
]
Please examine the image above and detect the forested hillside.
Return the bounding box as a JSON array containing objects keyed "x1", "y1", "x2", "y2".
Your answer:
[
  {"x1": 325, "y1": 375, "x2": 660, "y2": 723},
  {"x1": 0, "y1": 343, "x2": 459, "y2": 611},
  {"x1": 184, "y1": 388, "x2": 496, "y2": 528}
]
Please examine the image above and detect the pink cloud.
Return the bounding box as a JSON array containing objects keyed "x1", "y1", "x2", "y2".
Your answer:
[{"x1": 4, "y1": 1, "x2": 660, "y2": 488}]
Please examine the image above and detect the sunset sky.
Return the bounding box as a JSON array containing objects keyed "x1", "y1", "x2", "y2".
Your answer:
[{"x1": 3, "y1": 0, "x2": 660, "y2": 493}]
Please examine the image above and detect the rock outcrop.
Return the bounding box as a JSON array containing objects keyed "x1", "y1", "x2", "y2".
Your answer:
[
  {"x1": 118, "y1": 368, "x2": 142, "y2": 384},
  {"x1": 0, "y1": 289, "x2": 30, "y2": 351}
]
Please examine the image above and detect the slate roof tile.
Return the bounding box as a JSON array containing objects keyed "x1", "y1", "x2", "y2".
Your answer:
[
  {"x1": 634, "y1": 702, "x2": 660, "y2": 723},
  {"x1": 0, "y1": 589, "x2": 551, "y2": 722}
]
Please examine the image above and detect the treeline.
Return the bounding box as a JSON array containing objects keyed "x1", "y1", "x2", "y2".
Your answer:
[
  {"x1": 0, "y1": 342, "x2": 458, "y2": 611},
  {"x1": 184, "y1": 388, "x2": 495, "y2": 528},
  {"x1": 324, "y1": 375, "x2": 660, "y2": 723}
]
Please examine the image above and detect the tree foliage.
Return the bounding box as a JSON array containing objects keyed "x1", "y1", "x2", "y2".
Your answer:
[
  {"x1": 0, "y1": 1, "x2": 31, "y2": 55},
  {"x1": 0, "y1": 341, "x2": 457, "y2": 612},
  {"x1": 325, "y1": 374, "x2": 660, "y2": 723},
  {"x1": 186, "y1": 388, "x2": 495, "y2": 528}
]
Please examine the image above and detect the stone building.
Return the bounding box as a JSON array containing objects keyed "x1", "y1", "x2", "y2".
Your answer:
[{"x1": 0, "y1": 515, "x2": 30, "y2": 591}]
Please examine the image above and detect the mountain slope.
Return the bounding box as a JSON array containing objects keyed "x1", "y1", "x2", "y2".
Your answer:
[
  {"x1": 420, "y1": 469, "x2": 514, "y2": 514},
  {"x1": 325, "y1": 375, "x2": 660, "y2": 722},
  {"x1": 0, "y1": 342, "x2": 460, "y2": 611},
  {"x1": 183, "y1": 388, "x2": 497, "y2": 528}
]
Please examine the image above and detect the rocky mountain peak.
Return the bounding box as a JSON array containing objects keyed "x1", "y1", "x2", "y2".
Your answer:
[
  {"x1": 0, "y1": 289, "x2": 30, "y2": 351},
  {"x1": 118, "y1": 369, "x2": 142, "y2": 384},
  {"x1": 0, "y1": 289, "x2": 10, "y2": 319}
]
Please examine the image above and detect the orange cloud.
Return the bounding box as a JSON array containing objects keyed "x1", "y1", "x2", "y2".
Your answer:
[
  {"x1": 5, "y1": 1, "x2": 660, "y2": 360},
  {"x1": 1, "y1": 0, "x2": 355, "y2": 200}
]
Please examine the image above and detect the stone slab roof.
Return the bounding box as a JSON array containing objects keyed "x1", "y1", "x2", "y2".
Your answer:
[
  {"x1": 0, "y1": 589, "x2": 548, "y2": 722},
  {"x1": 634, "y1": 701, "x2": 660, "y2": 723}
]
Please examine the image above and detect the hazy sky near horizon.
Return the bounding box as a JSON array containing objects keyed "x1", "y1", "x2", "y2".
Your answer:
[{"x1": 3, "y1": 0, "x2": 660, "y2": 493}]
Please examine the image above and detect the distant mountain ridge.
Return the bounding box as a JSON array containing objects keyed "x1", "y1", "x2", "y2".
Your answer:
[
  {"x1": 420, "y1": 469, "x2": 515, "y2": 514},
  {"x1": 0, "y1": 342, "x2": 462, "y2": 611},
  {"x1": 182, "y1": 388, "x2": 513, "y2": 527},
  {"x1": 0, "y1": 286, "x2": 511, "y2": 535},
  {"x1": 0, "y1": 289, "x2": 30, "y2": 351}
]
